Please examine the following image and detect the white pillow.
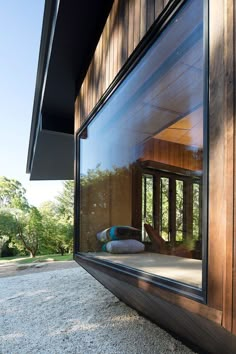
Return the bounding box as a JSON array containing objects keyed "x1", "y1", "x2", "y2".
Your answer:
[{"x1": 105, "y1": 240, "x2": 145, "y2": 254}]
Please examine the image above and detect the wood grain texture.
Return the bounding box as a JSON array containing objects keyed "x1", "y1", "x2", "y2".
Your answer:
[
  {"x1": 208, "y1": 0, "x2": 225, "y2": 311},
  {"x1": 208, "y1": 0, "x2": 235, "y2": 335},
  {"x1": 133, "y1": 0, "x2": 141, "y2": 49},
  {"x1": 75, "y1": 254, "x2": 236, "y2": 354},
  {"x1": 140, "y1": 0, "x2": 147, "y2": 39},
  {"x1": 146, "y1": 0, "x2": 155, "y2": 31},
  {"x1": 74, "y1": 96, "x2": 80, "y2": 132},
  {"x1": 128, "y1": 0, "x2": 135, "y2": 58},
  {"x1": 233, "y1": 0, "x2": 236, "y2": 336},
  {"x1": 74, "y1": 0, "x2": 167, "y2": 129},
  {"x1": 79, "y1": 167, "x2": 132, "y2": 252},
  {"x1": 74, "y1": 0, "x2": 236, "y2": 339},
  {"x1": 222, "y1": 0, "x2": 235, "y2": 332},
  {"x1": 75, "y1": 253, "x2": 221, "y2": 324},
  {"x1": 155, "y1": 0, "x2": 164, "y2": 18},
  {"x1": 140, "y1": 138, "x2": 203, "y2": 171}
]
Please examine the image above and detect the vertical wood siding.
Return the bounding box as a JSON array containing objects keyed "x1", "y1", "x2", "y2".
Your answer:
[
  {"x1": 75, "y1": 0, "x2": 236, "y2": 336},
  {"x1": 208, "y1": 0, "x2": 236, "y2": 334},
  {"x1": 222, "y1": 0, "x2": 235, "y2": 333},
  {"x1": 232, "y1": 0, "x2": 236, "y2": 336},
  {"x1": 75, "y1": 0, "x2": 167, "y2": 131}
]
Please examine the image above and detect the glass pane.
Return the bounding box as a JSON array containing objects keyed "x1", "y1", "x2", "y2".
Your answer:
[
  {"x1": 160, "y1": 177, "x2": 169, "y2": 241},
  {"x1": 142, "y1": 175, "x2": 154, "y2": 242},
  {"x1": 79, "y1": 0, "x2": 204, "y2": 289},
  {"x1": 193, "y1": 183, "x2": 200, "y2": 241},
  {"x1": 176, "y1": 180, "x2": 184, "y2": 241}
]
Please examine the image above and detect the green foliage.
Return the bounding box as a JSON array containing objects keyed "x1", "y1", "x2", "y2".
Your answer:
[
  {"x1": 0, "y1": 209, "x2": 18, "y2": 256},
  {"x1": 142, "y1": 175, "x2": 153, "y2": 241},
  {"x1": 0, "y1": 209, "x2": 17, "y2": 237},
  {"x1": 0, "y1": 253, "x2": 73, "y2": 264},
  {"x1": 143, "y1": 174, "x2": 201, "y2": 249},
  {"x1": 56, "y1": 181, "x2": 74, "y2": 223},
  {"x1": 0, "y1": 177, "x2": 74, "y2": 258},
  {"x1": 175, "y1": 180, "x2": 184, "y2": 241},
  {"x1": 0, "y1": 177, "x2": 29, "y2": 210},
  {"x1": 160, "y1": 177, "x2": 169, "y2": 241},
  {"x1": 39, "y1": 198, "x2": 73, "y2": 256},
  {"x1": 193, "y1": 183, "x2": 200, "y2": 240},
  {"x1": 13, "y1": 207, "x2": 44, "y2": 257}
]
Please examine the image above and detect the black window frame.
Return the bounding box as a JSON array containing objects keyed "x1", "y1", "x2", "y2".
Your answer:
[
  {"x1": 74, "y1": 0, "x2": 209, "y2": 303},
  {"x1": 141, "y1": 169, "x2": 202, "y2": 247}
]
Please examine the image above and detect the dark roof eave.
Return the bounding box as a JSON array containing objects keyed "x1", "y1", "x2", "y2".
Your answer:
[
  {"x1": 26, "y1": 0, "x2": 59, "y2": 174},
  {"x1": 26, "y1": 0, "x2": 114, "y2": 179}
]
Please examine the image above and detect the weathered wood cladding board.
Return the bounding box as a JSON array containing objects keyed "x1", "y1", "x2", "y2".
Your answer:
[
  {"x1": 208, "y1": 0, "x2": 236, "y2": 336},
  {"x1": 75, "y1": 254, "x2": 236, "y2": 354},
  {"x1": 222, "y1": 0, "x2": 235, "y2": 334},
  {"x1": 74, "y1": 0, "x2": 236, "y2": 339},
  {"x1": 233, "y1": 0, "x2": 236, "y2": 336},
  {"x1": 75, "y1": 0, "x2": 167, "y2": 131},
  {"x1": 208, "y1": 0, "x2": 225, "y2": 312}
]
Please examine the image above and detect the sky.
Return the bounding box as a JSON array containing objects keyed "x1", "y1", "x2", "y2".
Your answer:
[{"x1": 0, "y1": 1, "x2": 64, "y2": 206}]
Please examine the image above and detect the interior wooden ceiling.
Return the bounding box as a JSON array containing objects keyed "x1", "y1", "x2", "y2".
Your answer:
[
  {"x1": 154, "y1": 106, "x2": 203, "y2": 148},
  {"x1": 86, "y1": 0, "x2": 204, "y2": 157}
]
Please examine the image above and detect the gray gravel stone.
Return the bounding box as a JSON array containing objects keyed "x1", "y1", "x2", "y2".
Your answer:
[{"x1": 0, "y1": 265, "x2": 195, "y2": 354}]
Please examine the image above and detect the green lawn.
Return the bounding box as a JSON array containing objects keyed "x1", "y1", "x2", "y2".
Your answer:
[{"x1": 0, "y1": 254, "x2": 73, "y2": 264}]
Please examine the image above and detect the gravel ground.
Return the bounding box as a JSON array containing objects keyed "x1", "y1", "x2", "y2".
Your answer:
[{"x1": 0, "y1": 261, "x2": 195, "y2": 354}]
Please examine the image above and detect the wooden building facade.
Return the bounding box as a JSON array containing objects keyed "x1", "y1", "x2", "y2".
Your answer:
[{"x1": 28, "y1": 1, "x2": 236, "y2": 352}]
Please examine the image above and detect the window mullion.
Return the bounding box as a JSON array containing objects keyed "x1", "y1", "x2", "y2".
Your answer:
[{"x1": 169, "y1": 178, "x2": 176, "y2": 244}]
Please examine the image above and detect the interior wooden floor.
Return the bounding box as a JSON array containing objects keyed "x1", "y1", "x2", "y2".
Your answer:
[{"x1": 82, "y1": 252, "x2": 202, "y2": 288}]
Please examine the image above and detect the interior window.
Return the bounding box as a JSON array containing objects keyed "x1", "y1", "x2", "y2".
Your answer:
[
  {"x1": 160, "y1": 177, "x2": 169, "y2": 241},
  {"x1": 78, "y1": 0, "x2": 205, "y2": 291},
  {"x1": 142, "y1": 174, "x2": 153, "y2": 242}
]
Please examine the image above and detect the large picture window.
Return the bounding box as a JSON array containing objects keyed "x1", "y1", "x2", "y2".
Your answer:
[{"x1": 77, "y1": 0, "x2": 206, "y2": 297}]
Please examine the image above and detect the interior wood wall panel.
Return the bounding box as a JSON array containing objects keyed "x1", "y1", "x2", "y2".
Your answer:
[
  {"x1": 140, "y1": 138, "x2": 202, "y2": 171},
  {"x1": 79, "y1": 168, "x2": 132, "y2": 252},
  {"x1": 75, "y1": 0, "x2": 167, "y2": 130}
]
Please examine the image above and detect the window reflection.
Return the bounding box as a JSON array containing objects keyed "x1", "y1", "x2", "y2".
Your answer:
[
  {"x1": 142, "y1": 174, "x2": 153, "y2": 242},
  {"x1": 79, "y1": 0, "x2": 204, "y2": 289}
]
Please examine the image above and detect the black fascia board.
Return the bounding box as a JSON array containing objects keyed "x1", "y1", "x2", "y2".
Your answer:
[
  {"x1": 26, "y1": 0, "x2": 113, "y2": 176},
  {"x1": 26, "y1": 0, "x2": 59, "y2": 174}
]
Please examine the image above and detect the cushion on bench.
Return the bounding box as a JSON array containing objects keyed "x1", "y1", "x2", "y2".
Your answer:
[{"x1": 104, "y1": 239, "x2": 145, "y2": 254}]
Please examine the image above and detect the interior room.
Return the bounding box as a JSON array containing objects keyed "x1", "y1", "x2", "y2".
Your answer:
[{"x1": 78, "y1": 0, "x2": 204, "y2": 290}]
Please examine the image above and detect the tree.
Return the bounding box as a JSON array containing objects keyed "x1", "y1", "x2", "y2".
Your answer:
[
  {"x1": 55, "y1": 181, "x2": 74, "y2": 253},
  {"x1": 56, "y1": 181, "x2": 74, "y2": 223},
  {"x1": 0, "y1": 177, "x2": 29, "y2": 210},
  {"x1": 39, "y1": 200, "x2": 73, "y2": 256},
  {"x1": 0, "y1": 177, "x2": 74, "y2": 258},
  {"x1": 0, "y1": 209, "x2": 17, "y2": 256},
  {"x1": 14, "y1": 207, "x2": 44, "y2": 258}
]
